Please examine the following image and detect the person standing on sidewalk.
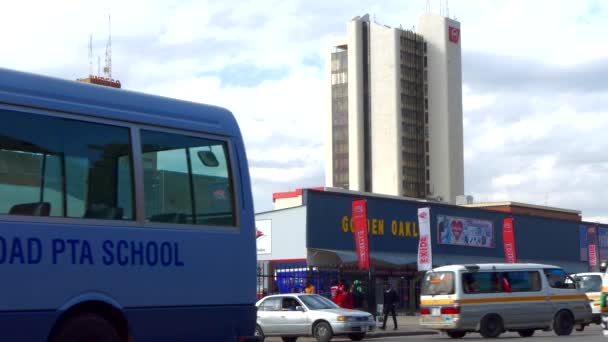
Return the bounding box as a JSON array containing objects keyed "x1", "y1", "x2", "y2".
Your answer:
[{"x1": 380, "y1": 283, "x2": 399, "y2": 330}]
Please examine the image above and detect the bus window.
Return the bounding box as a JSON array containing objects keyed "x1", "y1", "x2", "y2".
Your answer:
[
  {"x1": 421, "y1": 271, "x2": 455, "y2": 295},
  {"x1": 141, "y1": 130, "x2": 235, "y2": 226},
  {"x1": 0, "y1": 109, "x2": 134, "y2": 220}
]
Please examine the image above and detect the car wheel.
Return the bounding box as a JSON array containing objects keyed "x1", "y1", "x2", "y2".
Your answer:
[
  {"x1": 446, "y1": 330, "x2": 466, "y2": 338},
  {"x1": 313, "y1": 321, "x2": 333, "y2": 342},
  {"x1": 553, "y1": 310, "x2": 574, "y2": 336},
  {"x1": 517, "y1": 329, "x2": 535, "y2": 337},
  {"x1": 281, "y1": 337, "x2": 297, "y2": 342},
  {"x1": 255, "y1": 325, "x2": 265, "y2": 341},
  {"x1": 479, "y1": 314, "x2": 503, "y2": 338},
  {"x1": 348, "y1": 332, "x2": 365, "y2": 341}
]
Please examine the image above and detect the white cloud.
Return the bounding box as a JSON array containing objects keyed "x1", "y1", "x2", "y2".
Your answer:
[{"x1": 3, "y1": 0, "x2": 608, "y2": 217}]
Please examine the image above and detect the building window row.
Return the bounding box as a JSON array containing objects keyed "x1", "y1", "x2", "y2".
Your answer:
[{"x1": 331, "y1": 72, "x2": 348, "y2": 85}]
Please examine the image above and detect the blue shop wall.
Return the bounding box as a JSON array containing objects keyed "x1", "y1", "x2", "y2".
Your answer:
[{"x1": 304, "y1": 190, "x2": 586, "y2": 265}]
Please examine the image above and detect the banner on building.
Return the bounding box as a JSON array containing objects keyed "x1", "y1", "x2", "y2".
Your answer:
[
  {"x1": 417, "y1": 207, "x2": 432, "y2": 271},
  {"x1": 580, "y1": 226, "x2": 588, "y2": 261},
  {"x1": 588, "y1": 226, "x2": 599, "y2": 272},
  {"x1": 352, "y1": 199, "x2": 370, "y2": 270},
  {"x1": 255, "y1": 219, "x2": 272, "y2": 255},
  {"x1": 502, "y1": 217, "x2": 517, "y2": 263},
  {"x1": 437, "y1": 215, "x2": 494, "y2": 248}
]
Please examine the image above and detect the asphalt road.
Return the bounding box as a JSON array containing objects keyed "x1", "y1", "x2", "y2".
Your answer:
[{"x1": 266, "y1": 325, "x2": 605, "y2": 341}]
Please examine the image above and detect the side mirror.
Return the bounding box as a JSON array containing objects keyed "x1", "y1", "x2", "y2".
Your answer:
[
  {"x1": 197, "y1": 150, "x2": 219, "y2": 167},
  {"x1": 296, "y1": 306, "x2": 305, "y2": 312},
  {"x1": 600, "y1": 260, "x2": 608, "y2": 273}
]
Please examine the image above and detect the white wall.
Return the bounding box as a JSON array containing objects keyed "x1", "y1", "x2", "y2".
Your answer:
[
  {"x1": 369, "y1": 24, "x2": 401, "y2": 196},
  {"x1": 255, "y1": 206, "x2": 307, "y2": 261},
  {"x1": 347, "y1": 16, "x2": 366, "y2": 192},
  {"x1": 418, "y1": 14, "x2": 464, "y2": 203}
]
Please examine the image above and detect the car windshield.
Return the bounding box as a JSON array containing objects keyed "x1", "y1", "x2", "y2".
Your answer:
[
  {"x1": 299, "y1": 295, "x2": 339, "y2": 310},
  {"x1": 575, "y1": 274, "x2": 602, "y2": 292}
]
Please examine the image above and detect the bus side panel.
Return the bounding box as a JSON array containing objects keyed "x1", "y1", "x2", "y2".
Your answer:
[
  {"x1": 126, "y1": 304, "x2": 256, "y2": 341},
  {"x1": 0, "y1": 311, "x2": 57, "y2": 341}
]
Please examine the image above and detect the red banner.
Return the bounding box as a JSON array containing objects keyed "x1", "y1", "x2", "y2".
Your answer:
[
  {"x1": 502, "y1": 218, "x2": 517, "y2": 263},
  {"x1": 352, "y1": 199, "x2": 369, "y2": 270}
]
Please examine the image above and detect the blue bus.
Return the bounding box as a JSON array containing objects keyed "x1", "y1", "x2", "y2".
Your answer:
[{"x1": 0, "y1": 68, "x2": 258, "y2": 341}]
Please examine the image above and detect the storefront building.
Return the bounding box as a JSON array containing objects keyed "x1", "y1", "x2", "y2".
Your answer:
[{"x1": 256, "y1": 188, "x2": 602, "y2": 315}]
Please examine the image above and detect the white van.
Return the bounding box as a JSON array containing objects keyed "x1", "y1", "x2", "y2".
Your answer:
[
  {"x1": 419, "y1": 263, "x2": 592, "y2": 338},
  {"x1": 571, "y1": 272, "x2": 603, "y2": 325}
]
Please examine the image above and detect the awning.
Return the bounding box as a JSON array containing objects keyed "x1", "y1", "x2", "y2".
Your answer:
[{"x1": 307, "y1": 248, "x2": 417, "y2": 268}]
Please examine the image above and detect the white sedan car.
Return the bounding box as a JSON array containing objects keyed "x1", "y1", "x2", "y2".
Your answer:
[{"x1": 255, "y1": 294, "x2": 376, "y2": 342}]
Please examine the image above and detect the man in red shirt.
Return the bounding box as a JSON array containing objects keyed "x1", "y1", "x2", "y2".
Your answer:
[{"x1": 339, "y1": 283, "x2": 354, "y2": 309}]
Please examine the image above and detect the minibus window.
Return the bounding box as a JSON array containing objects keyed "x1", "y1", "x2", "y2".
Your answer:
[
  {"x1": 544, "y1": 269, "x2": 576, "y2": 289},
  {"x1": 421, "y1": 272, "x2": 455, "y2": 295}
]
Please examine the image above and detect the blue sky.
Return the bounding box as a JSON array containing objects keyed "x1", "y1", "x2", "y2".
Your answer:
[{"x1": 2, "y1": 0, "x2": 608, "y2": 220}]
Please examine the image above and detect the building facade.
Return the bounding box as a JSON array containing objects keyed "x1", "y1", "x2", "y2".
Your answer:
[
  {"x1": 326, "y1": 13, "x2": 464, "y2": 203},
  {"x1": 257, "y1": 188, "x2": 597, "y2": 315}
]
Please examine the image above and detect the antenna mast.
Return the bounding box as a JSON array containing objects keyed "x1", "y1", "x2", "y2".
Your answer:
[
  {"x1": 103, "y1": 14, "x2": 112, "y2": 78},
  {"x1": 446, "y1": 0, "x2": 450, "y2": 17},
  {"x1": 426, "y1": 0, "x2": 431, "y2": 13}
]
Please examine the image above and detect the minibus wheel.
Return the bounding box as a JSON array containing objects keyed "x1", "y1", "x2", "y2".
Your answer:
[
  {"x1": 479, "y1": 314, "x2": 503, "y2": 338},
  {"x1": 553, "y1": 310, "x2": 574, "y2": 336}
]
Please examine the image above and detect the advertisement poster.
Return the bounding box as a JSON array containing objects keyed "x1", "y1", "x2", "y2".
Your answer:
[
  {"x1": 417, "y1": 208, "x2": 432, "y2": 271},
  {"x1": 256, "y1": 219, "x2": 272, "y2": 255},
  {"x1": 437, "y1": 215, "x2": 494, "y2": 248},
  {"x1": 351, "y1": 199, "x2": 370, "y2": 270}
]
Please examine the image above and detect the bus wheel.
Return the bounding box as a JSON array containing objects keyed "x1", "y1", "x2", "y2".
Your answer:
[
  {"x1": 479, "y1": 314, "x2": 503, "y2": 338},
  {"x1": 517, "y1": 329, "x2": 535, "y2": 337},
  {"x1": 553, "y1": 310, "x2": 574, "y2": 336},
  {"x1": 446, "y1": 330, "x2": 466, "y2": 338},
  {"x1": 51, "y1": 313, "x2": 121, "y2": 342}
]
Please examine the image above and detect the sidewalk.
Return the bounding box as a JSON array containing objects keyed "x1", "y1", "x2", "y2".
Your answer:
[{"x1": 367, "y1": 315, "x2": 438, "y2": 338}]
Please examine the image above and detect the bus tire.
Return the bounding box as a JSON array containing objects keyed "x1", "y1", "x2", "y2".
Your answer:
[
  {"x1": 479, "y1": 314, "x2": 503, "y2": 338},
  {"x1": 50, "y1": 313, "x2": 121, "y2": 342},
  {"x1": 313, "y1": 321, "x2": 333, "y2": 342},
  {"x1": 446, "y1": 330, "x2": 466, "y2": 338},
  {"x1": 517, "y1": 329, "x2": 535, "y2": 337},
  {"x1": 553, "y1": 310, "x2": 574, "y2": 336}
]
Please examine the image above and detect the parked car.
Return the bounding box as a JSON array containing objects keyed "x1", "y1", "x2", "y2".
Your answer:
[{"x1": 255, "y1": 294, "x2": 375, "y2": 342}]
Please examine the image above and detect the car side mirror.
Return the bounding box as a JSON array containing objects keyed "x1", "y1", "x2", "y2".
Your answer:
[
  {"x1": 296, "y1": 306, "x2": 305, "y2": 312},
  {"x1": 197, "y1": 150, "x2": 219, "y2": 167}
]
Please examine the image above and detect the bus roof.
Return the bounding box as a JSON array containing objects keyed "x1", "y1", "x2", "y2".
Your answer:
[
  {"x1": 0, "y1": 68, "x2": 241, "y2": 137},
  {"x1": 429, "y1": 263, "x2": 561, "y2": 272}
]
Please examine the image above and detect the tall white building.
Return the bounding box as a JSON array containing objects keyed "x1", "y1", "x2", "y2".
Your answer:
[{"x1": 325, "y1": 13, "x2": 464, "y2": 203}]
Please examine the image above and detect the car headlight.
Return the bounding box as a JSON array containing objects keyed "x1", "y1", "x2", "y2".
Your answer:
[
  {"x1": 368, "y1": 315, "x2": 374, "y2": 321},
  {"x1": 337, "y1": 316, "x2": 356, "y2": 322}
]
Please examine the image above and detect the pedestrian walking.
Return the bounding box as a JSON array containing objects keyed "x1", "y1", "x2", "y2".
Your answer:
[{"x1": 380, "y1": 283, "x2": 399, "y2": 330}]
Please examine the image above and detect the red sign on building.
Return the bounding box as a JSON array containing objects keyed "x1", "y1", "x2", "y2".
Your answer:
[
  {"x1": 502, "y1": 218, "x2": 517, "y2": 263},
  {"x1": 351, "y1": 199, "x2": 370, "y2": 270},
  {"x1": 448, "y1": 26, "x2": 460, "y2": 44}
]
